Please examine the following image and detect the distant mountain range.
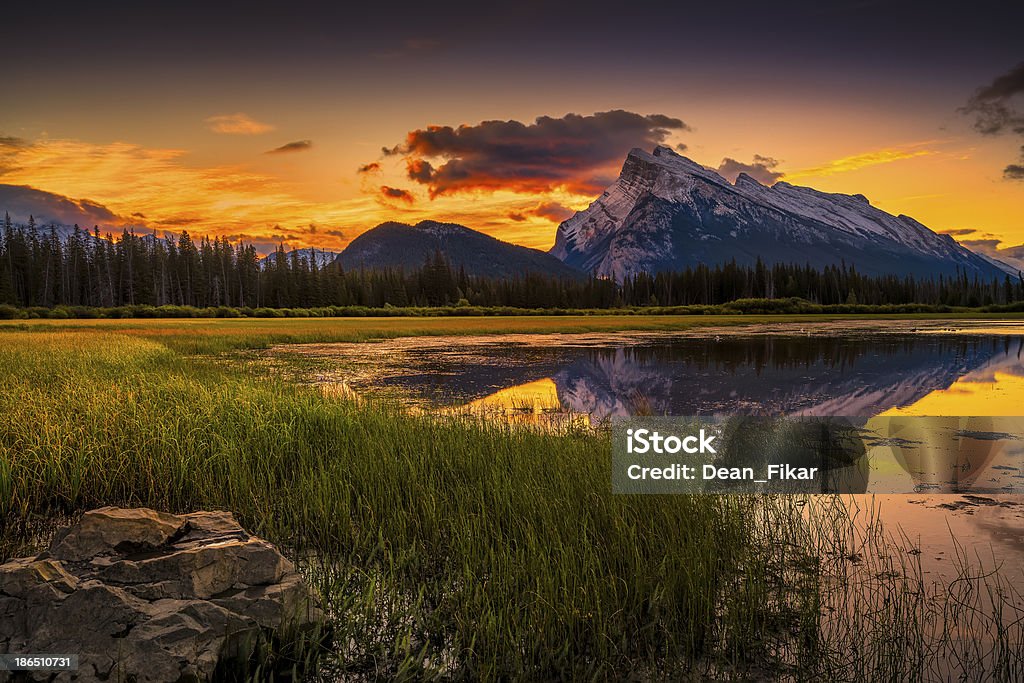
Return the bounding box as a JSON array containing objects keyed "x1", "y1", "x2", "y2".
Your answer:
[
  {"x1": 334, "y1": 220, "x2": 583, "y2": 280},
  {"x1": 6, "y1": 147, "x2": 1013, "y2": 282},
  {"x1": 550, "y1": 146, "x2": 1012, "y2": 281}
]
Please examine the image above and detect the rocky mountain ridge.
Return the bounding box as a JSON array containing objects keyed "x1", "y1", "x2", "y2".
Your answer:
[{"x1": 550, "y1": 146, "x2": 1011, "y2": 281}]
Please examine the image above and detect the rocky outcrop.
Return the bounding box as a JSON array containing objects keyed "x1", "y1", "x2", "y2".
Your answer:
[{"x1": 0, "y1": 507, "x2": 323, "y2": 682}]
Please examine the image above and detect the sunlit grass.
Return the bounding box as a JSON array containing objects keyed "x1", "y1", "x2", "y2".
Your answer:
[
  {"x1": 0, "y1": 329, "x2": 800, "y2": 679},
  {"x1": 4, "y1": 311, "x2": 1022, "y2": 355}
]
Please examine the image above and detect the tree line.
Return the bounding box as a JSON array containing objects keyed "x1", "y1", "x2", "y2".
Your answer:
[{"x1": 2, "y1": 216, "x2": 1022, "y2": 311}]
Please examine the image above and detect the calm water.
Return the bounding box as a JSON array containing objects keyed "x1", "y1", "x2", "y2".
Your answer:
[
  {"x1": 284, "y1": 320, "x2": 1024, "y2": 420},
  {"x1": 273, "y1": 319, "x2": 1024, "y2": 583}
]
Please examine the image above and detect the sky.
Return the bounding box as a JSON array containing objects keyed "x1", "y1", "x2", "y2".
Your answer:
[{"x1": 2, "y1": 0, "x2": 1023, "y2": 263}]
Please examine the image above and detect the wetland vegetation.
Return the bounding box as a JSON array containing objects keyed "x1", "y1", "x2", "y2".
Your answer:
[{"x1": 2, "y1": 316, "x2": 1023, "y2": 680}]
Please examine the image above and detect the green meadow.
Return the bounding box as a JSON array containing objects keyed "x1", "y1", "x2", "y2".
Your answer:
[{"x1": 1, "y1": 316, "x2": 1022, "y2": 680}]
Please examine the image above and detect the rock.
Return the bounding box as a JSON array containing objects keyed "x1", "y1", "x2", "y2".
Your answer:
[
  {"x1": 0, "y1": 507, "x2": 323, "y2": 682},
  {"x1": 49, "y1": 507, "x2": 183, "y2": 562}
]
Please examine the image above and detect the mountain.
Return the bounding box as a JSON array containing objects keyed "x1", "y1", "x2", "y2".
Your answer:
[
  {"x1": 262, "y1": 247, "x2": 339, "y2": 269},
  {"x1": 550, "y1": 146, "x2": 1012, "y2": 281},
  {"x1": 336, "y1": 220, "x2": 584, "y2": 279}
]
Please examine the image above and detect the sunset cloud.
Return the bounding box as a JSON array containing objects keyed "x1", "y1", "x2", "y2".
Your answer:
[
  {"x1": 380, "y1": 186, "x2": 415, "y2": 204},
  {"x1": 1004, "y1": 145, "x2": 1024, "y2": 180},
  {"x1": 936, "y1": 227, "x2": 1023, "y2": 271},
  {"x1": 960, "y1": 62, "x2": 1024, "y2": 180},
  {"x1": 356, "y1": 162, "x2": 381, "y2": 174},
  {"x1": 265, "y1": 140, "x2": 312, "y2": 154},
  {"x1": 529, "y1": 201, "x2": 575, "y2": 223},
  {"x1": 0, "y1": 134, "x2": 578, "y2": 252},
  {"x1": 507, "y1": 201, "x2": 575, "y2": 224},
  {"x1": 957, "y1": 238, "x2": 1024, "y2": 272},
  {"x1": 939, "y1": 228, "x2": 984, "y2": 237},
  {"x1": 205, "y1": 113, "x2": 275, "y2": 135},
  {"x1": 380, "y1": 110, "x2": 689, "y2": 198},
  {"x1": 784, "y1": 148, "x2": 934, "y2": 180},
  {"x1": 717, "y1": 154, "x2": 784, "y2": 184},
  {"x1": 0, "y1": 184, "x2": 126, "y2": 227},
  {"x1": 962, "y1": 62, "x2": 1024, "y2": 136},
  {"x1": 0, "y1": 136, "x2": 379, "y2": 247}
]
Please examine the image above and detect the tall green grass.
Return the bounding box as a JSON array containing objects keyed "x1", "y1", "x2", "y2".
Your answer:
[{"x1": 0, "y1": 330, "x2": 806, "y2": 679}]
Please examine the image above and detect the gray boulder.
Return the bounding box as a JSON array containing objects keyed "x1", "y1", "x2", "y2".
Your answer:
[{"x1": 0, "y1": 507, "x2": 323, "y2": 682}]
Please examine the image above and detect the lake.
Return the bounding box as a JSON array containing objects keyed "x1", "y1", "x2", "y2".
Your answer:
[
  {"x1": 271, "y1": 319, "x2": 1024, "y2": 586},
  {"x1": 278, "y1": 319, "x2": 1024, "y2": 420}
]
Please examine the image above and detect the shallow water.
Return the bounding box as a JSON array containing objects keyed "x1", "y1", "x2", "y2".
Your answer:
[{"x1": 272, "y1": 319, "x2": 1024, "y2": 582}]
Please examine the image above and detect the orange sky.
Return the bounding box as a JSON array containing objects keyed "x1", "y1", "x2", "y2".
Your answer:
[{"x1": 2, "y1": 107, "x2": 1020, "y2": 256}]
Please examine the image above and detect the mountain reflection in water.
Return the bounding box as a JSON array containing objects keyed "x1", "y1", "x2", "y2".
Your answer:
[{"x1": 301, "y1": 330, "x2": 1024, "y2": 420}]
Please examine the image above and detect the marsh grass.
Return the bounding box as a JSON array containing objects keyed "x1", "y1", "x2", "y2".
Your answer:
[
  {"x1": 1, "y1": 323, "x2": 1023, "y2": 680},
  {"x1": 0, "y1": 330, "x2": 802, "y2": 679}
]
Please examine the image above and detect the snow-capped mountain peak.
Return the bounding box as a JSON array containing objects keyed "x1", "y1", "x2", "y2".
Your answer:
[{"x1": 550, "y1": 146, "x2": 1011, "y2": 281}]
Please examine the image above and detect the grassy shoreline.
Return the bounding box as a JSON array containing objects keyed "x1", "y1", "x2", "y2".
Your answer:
[{"x1": 4, "y1": 311, "x2": 1024, "y2": 355}]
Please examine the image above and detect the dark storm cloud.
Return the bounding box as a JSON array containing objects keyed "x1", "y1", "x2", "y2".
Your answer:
[
  {"x1": 0, "y1": 184, "x2": 125, "y2": 227},
  {"x1": 380, "y1": 186, "x2": 414, "y2": 203},
  {"x1": 381, "y1": 110, "x2": 689, "y2": 198},
  {"x1": 961, "y1": 63, "x2": 1024, "y2": 180},
  {"x1": 265, "y1": 140, "x2": 313, "y2": 154},
  {"x1": 716, "y1": 155, "x2": 784, "y2": 184},
  {"x1": 356, "y1": 162, "x2": 381, "y2": 174}
]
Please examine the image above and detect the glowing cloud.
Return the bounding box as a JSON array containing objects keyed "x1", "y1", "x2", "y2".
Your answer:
[
  {"x1": 379, "y1": 110, "x2": 689, "y2": 198},
  {"x1": 0, "y1": 137, "x2": 368, "y2": 247},
  {"x1": 265, "y1": 140, "x2": 312, "y2": 154},
  {"x1": 784, "y1": 148, "x2": 934, "y2": 180},
  {"x1": 380, "y1": 186, "x2": 415, "y2": 204},
  {"x1": 0, "y1": 135, "x2": 576, "y2": 251},
  {"x1": 717, "y1": 155, "x2": 784, "y2": 184},
  {"x1": 205, "y1": 113, "x2": 275, "y2": 135}
]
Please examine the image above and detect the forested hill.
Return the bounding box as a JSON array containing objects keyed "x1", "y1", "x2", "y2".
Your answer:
[{"x1": 1, "y1": 219, "x2": 1022, "y2": 310}]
